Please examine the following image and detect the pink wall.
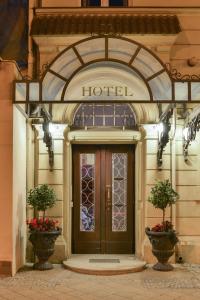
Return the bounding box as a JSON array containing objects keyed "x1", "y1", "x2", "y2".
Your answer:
[{"x1": 0, "y1": 62, "x2": 21, "y2": 275}]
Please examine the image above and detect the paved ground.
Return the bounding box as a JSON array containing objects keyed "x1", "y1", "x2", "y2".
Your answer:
[{"x1": 0, "y1": 264, "x2": 200, "y2": 300}]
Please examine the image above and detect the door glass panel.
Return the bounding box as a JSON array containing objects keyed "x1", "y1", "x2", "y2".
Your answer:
[
  {"x1": 80, "y1": 153, "x2": 95, "y2": 232},
  {"x1": 112, "y1": 153, "x2": 127, "y2": 232}
]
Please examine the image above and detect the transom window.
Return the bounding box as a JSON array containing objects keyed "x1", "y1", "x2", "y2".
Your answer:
[
  {"x1": 72, "y1": 104, "x2": 136, "y2": 128},
  {"x1": 82, "y1": 0, "x2": 127, "y2": 7}
]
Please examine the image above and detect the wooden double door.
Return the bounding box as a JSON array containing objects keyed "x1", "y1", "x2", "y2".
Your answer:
[{"x1": 72, "y1": 145, "x2": 135, "y2": 254}]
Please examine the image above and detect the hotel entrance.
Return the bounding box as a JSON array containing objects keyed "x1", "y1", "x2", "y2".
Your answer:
[{"x1": 72, "y1": 144, "x2": 135, "y2": 254}]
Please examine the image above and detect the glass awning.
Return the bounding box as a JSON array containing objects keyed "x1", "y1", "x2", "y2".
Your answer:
[{"x1": 14, "y1": 36, "x2": 200, "y2": 104}]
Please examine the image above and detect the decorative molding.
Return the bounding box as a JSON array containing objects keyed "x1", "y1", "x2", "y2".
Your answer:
[
  {"x1": 165, "y1": 63, "x2": 200, "y2": 81},
  {"x1": 68, "y1": 130, "x2": 141, "y2": 143}
]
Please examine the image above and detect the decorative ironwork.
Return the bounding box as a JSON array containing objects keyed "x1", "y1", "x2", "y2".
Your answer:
[
  {"x1": 39, "y1": 62, "x2": 50, "y2": 78},
  {"x1": 183, "y1": 112, "x2": 200, "y2": 161},
  {"x1": 157, "y1": 106, "x2": 174, "y2": 168},
  {"x1": 112, "y1": 153, "x2": 127, "y2": 232},
  {"x1": 165, "y1": 63, "x2": 200, "y2": 81},
  {"x1": 80, "y1": 153, "x2": 95, "y2": 232},
  {"x1": 40, "y1": 108, "x2": 54, "y2": 171}
]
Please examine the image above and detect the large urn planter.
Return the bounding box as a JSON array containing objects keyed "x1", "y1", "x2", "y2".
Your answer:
[
  {"x1": 145, "y1": 228, "x2": 178, "y2": 271},
  {"x1": 29, "y1": 229, "x2": 61, "y2": 270},
  {"x1": 27, "y1": 184, "x2": 62, "y2": 271},
  {"x1": 146, "y1": 180, "x2": 179, "y2": 271}
]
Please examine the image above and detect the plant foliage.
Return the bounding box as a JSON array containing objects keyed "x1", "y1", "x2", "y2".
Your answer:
[
  {"x1": 148, "y1": 180, "x2": 179, "y2": 225},
  {"x1": 148, "y1": 180, "x2": 178, "y2": 210},
  {"x1": 27, "y1": 184, "x2": 57, "y2": 217}
]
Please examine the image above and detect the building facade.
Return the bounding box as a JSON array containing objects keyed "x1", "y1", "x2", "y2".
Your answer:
[{"x1": 1, "y1": 0, "x2": 200, "y2": 275}]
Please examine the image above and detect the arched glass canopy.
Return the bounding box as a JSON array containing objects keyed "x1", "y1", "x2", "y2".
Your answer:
[{"x1": 14, "y1": 36, "x2": 200, "y2": 104}]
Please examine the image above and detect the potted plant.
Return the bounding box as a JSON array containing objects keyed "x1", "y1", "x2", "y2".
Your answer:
[
  {"x1": 27, "y1": 184, "x2": 61, "y2": 270},
  {"x1": 145, "y1": 179, "x2": 179, "y2": 271}
]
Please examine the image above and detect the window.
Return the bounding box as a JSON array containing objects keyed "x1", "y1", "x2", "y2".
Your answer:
[
  {"x1": 109, "y1": 0, "x2": 126, "y2": 6},
  {"x1": 82, "y1": 0, "x2": 127, "y2": 7},
  {"x1": 73, "y1": 104, "x2": 136, "y2": 129},
  {"x1": 82, "y1": 0, "x2": 101, "y2": 6}
]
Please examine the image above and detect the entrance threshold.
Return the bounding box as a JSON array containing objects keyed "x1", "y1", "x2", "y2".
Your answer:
[{"x1": 63, "y1": 255, "x2": 146, "y2": 275}]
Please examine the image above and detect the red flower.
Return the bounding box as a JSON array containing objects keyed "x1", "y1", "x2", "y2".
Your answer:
[{"x1": 26, "y1": 217, "x2": 60, "y2": 232}]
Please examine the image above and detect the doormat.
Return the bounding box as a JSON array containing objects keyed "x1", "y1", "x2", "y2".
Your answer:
[{"x1": 89, "y1": 259, "x2": 120, "y2": 263}]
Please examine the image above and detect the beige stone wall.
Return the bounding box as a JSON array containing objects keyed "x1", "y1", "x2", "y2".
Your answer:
[
  {"x1": 171, "y1": 16, "x2": 200, "y2": 75},
  {"x1": 143, "y1": 121, "x2": 200, "y2": 264},
  {"x1": 36, "y1": 136, "x2": 66, "y2": 261},
  {"x1": 12, "y1": 106, "x2": 27, "y2": 275}
]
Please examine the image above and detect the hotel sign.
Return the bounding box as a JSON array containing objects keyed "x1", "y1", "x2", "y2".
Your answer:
[{"x1": 82, "y1": 86, "x2": 134, "y2": 97}]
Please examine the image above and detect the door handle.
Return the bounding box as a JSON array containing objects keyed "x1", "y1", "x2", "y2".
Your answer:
[
  {"x1": 106, "y1": 185, "x2": 112, "y2": 211},
  {"x1": 106, "y1": 185, "x2": 111, "y2": 200}
]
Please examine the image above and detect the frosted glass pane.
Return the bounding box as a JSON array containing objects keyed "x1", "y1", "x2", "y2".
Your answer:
[
  {"x1": 108, "y1": 38, "x2": 138, "y2": 63},
  {"x1": 76, "y1": 38, "x2": 105, "y2": 63},
  {"x1": 175, "y1": 82, "x2": 188, "y2": 101},
  {"x1": 80, "y1": 153, "x2": 95, "y2": 232},
  {"x1": 42, "y1": 72, "x2": 66, "y2": 101},
  {"x1": 65, "y1": 61, "x2": 151, "y2": 101},
  {"x1": 149, "y1": 72, "x2": 172, "y2": 100},
  {"x1": 191, "y1": 82, "x2": 200, "y2": 101},
  {"x1": 29, "y1": 82, "x2": 40, "y2": 101},
  {"x1": 112, "y1": 153, "x2": 127, "y2": 232},
  {"x1": 15, "y1": 82, "x2": 26, "y2": 101},
  {"x1": 132, "y1": 48, "x2": 163, "y2": 78},
  {"x1": 51, "y1": 48, "x2": 82, "y2": 79}
]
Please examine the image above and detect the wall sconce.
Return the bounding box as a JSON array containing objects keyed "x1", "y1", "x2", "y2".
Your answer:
[
  {"x1": 183, "y1": 114, "x2": 200, "y2": 161},
  {"x1": 157, "y1": 106, "x2": 174, "y2": 168},
  {"x1": 41, "y1": 109, "x2": 54, "y2": 171}
]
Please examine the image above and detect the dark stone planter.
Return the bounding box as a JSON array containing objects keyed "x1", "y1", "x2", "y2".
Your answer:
[
  {"x1": 145, "y1": 228, "x2": 178, "y2": 271},
  {"x1": 29, "y1": 230, "x2": 61, "y2": 270}
]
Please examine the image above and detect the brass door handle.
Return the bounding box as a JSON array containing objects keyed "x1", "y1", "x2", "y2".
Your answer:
[
  {"x1": 106, "y1": 185, "x2": 111, "y2": 200},
  {"x1": 106, "y1": 185, "x2": 112, "y2": 211}
]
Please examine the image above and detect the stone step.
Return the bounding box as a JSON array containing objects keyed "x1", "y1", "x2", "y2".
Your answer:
[{"x1": 63, "y1": 254, "x2": 146, "y2": 275}]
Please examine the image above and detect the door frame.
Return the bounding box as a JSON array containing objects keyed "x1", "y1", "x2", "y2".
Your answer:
[
  {"x1": 72, "y1": 144, "x2": 135, "y2": 254},
  {"x1": 63, "y1": 129, "x2": 145, "y2": 258}
]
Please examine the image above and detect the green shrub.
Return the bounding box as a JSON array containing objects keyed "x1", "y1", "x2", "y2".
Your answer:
[
  {"x1": 148, "y1": 180, "x2": 179, "y2": 225},
  {"x1": 27, "y1": 184, "x2": 57, "y2": 218}
]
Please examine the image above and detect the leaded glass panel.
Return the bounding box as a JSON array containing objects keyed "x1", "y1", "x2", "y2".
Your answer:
[
  {"x1": 80, "y1": 153, "x2": 95, "y2": 232},
  {"x1": 112, "y1": 153, "x2": 127, "y2": 232},
  {"x1": 132, "y1": 48, "x2": 163, "y2": 79},
  {"x1": 148, "y1": 71, "x2": 172, "y2": 100},
  {"x1": 73, "y1": 104, "x2": 136, "y2": 128},
  {"x1": 29, "y1": 82, "x2": 40, "y2": 101}
]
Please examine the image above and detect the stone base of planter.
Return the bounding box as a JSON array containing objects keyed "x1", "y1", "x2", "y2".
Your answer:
[
  {"x1": 153, "y1": 262, "x2": 174, "y2": 271},
  {"x1": 33, "y1": 261, "x2": 53, "y2": 271}
]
